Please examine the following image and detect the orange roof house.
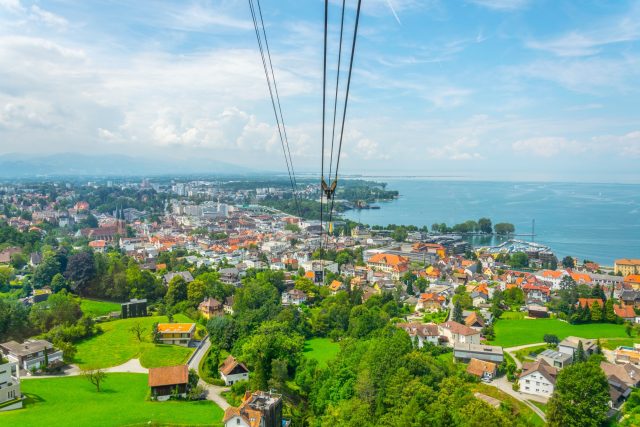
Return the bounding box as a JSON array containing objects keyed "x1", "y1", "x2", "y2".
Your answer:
[
  {"x1": 156, "y1": 323, "x2": 196, "y2": 346},
  {"x1": 614, "y1": 304, "x2": 637, "y2": 320},
  {"x1": 624, "y1": 275, "x2": 640, "y2": 289},
  {"x1": 570, "y1": 272, "x2": 592, "y2": 284},
  {"x1": 366, "y1": 253, "x2": 409, "y2": 279},
  {"x1": 577, "y1": 298, "x2": 603, "y2": 309}
]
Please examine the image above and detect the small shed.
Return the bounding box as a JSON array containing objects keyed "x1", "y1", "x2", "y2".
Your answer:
[{"x1": 148, "y1": 365, "x2": 189, "y2": 401}]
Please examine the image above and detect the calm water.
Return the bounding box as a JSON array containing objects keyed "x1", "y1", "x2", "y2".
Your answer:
[{"x1": 344, "y1": 180, "x2": 640, "y2": 266}]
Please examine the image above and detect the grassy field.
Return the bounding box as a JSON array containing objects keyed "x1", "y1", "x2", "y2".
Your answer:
[
  {"x1": 490, "y1": 319, "x2": 628, "y2": 347},
  {"x1": 79, "y1": 298, "x2": 122, "y2": 317},
  {"x1": 74, "y1": 314, "x2": 196, "y2": 369},
  {"x1": 472, "y1": 383, "x2": 544, "y2": 427},
  {"x1": 500, "y1": 311, "x2": 525, "y2": 320},
  {"x1": 0, "y1": 374, "x2": 223, "y2": 427},
  {"x1": 303, "y1": 338, "x2": 340, "y2": 367}
]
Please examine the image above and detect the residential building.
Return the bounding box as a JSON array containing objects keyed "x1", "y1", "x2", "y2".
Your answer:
[
  {"x1": 614, "y1": 304, "x2": 637, "y2": 322},
  {"x1": 415, "y1": 293, "x2": 446, "y2": 312},
  {"x1": 615, "y1": 259, "x2": 640, "y2": 276},
  {"x1": 148, "y1": 365, "x2": 189, "y2": 401},
  {"x1": 198, "y1": 297, "x2": 223, "y2": 319},
  {"x1": 614, "y1": 345, "x2": 640, "y2": 365},
  {"x1": 223, "y1": 391, "x2": 290, "y2": 427},
  {"x1": 558, "y1": 336, "x2": 596, "y2": 358},
  {"x1": 464, "y1": 312, "x2": 485, "y2": 331},
  {"x1": 224, "y1": 296, "x2": 234, "y2": 315},
  {"x1": 163, "y1": 271, "x2": 194, "y2": 286},
  {"x1": 366, "y1": 253, "x2": 409, "y2": 280},
  {"x1": 453, "y1": 343, "x2": 504, "y2": 364},
  {"x1": 396, "y1": 322, "x2": 439, "y2": 348},
  {"x1": 624, "y1": 275, "x2": 640, "y2": 290},
  {"x1": 219, "y1": 355, "x2": 249, "y2": 386},
  {"x1": 281, "y1": 289, "x2": 307, "y2": 306},
  {"x1": 0, "y1": 361, "x2": 21, "y2": 409},
  {"x1": 0, "y1": 340, "x2": 63, "y2": 372},
  {"x1": 620, "y1": 290, "x2": 640, "y2": 308},
  {"x1": 600, "y1": 362, "x2": 640, "y2": 388},
  {"x1": 466, "y1": 358, "x2": 497, "y2": 380},
  {"x1": 537, "y1": 349, "x2": 573, "y2": 369},
  {"x1": 438, "y1": 321, "x2": 481, "y2": 347},
  {"x1": 520, "y1": 359, "x2": 558, "y2": 398},
  {"x1": 121, "y1": 299, "x2": 147, "y2": 319},
  {"x1": 156, "y1": 323, "x2": 195, "y2": 346}
]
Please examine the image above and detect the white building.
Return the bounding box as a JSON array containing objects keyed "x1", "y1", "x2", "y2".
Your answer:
[
  {"x1": 219, "y1": 356, "x2": 250, "y2": 386},
  {"x1": 0, "y1": 340, "x2": 63, "y2": 372},
  {"x1": 396, "y1": 322, "x2": 439, "y2": 348},
  {"x1": 0, "y1": 361, "x2": 21, "y2": 409},
  {"x1": 438, "y1": 321, "x2": 481, "y2": 347},
  {"x1": 520, "y1": 359, "x2": 557, "y2": 398}
]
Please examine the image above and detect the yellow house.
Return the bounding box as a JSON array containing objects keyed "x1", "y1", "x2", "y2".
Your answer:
[
  {"x1": 615, "y1": 259, "x2": 640, "y2": 276},
  {"x1": 156, "y1": 323, "x2": 195, "y2": 346}
]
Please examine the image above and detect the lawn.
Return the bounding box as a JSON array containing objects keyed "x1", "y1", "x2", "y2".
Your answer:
[
  {"x1": 79, "y1": 298, "x2": 122, "y2": 317},
  {"x1": 472, "y1": 383, "x2": 544, "y2": 427},
  {"x1": 500, "y1": 311, "x2": 525, "y2": 320},
  {"x1": 74, "y1": 314, "x2": 196, "y2": 369},
  {"x1": 0, "y1": 373, "x2": 223, "y2": 427},
  {"x1": 514, "y1": 344, "x2": 550, "y2": 363},
  {"x1": 490, "y1": 319, "x2": 628, "y2": 347},
  {"x1": 303, "y1": 338, "x2": 340, "y2": 367}
]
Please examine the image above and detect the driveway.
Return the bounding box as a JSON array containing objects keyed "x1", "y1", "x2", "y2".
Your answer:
[
  {"x1": 200, "y1": 381, "x2": 231, "y2": 410},
  {"x1": 189, "y1": 335, "x2": 211, "y2": 371},
  {"x1": 504, "y1": 342, "x2": 546, "y2": 369}
]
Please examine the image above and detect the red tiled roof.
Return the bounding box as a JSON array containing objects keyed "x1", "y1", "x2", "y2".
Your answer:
[{"x1": 148, "y1": 365, "x2": 188, "y2": 387}]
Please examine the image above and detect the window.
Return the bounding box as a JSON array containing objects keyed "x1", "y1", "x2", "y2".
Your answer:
[
  {"x1": 236, "y1": 419, "x2": 240, "y2": 425},
  {"x1": 525, "y1": 380, "x2": 530, "y2": 384}
]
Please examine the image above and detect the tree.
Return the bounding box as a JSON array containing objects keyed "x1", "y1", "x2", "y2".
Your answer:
[
  {"x1": 65, "y1": 251, "x2": 97, "y2": 295},
  {"x1": 284, "y1": 223, "x2": 301, "y2": 233},
  {"x1": 391, "y1": 228, "x2": 408, "y2": 242},
  {"x1": 547, "y1": 362, "x2": 609, "y2": 427},
  {"x1": 626, "y1": 322, "x2": 633, "y2": 337},
  {"x1": 562, "y1": 256, "x2": 575, "y2": 269},
  {"x1": 590, "y1": 301, "x2": 602, "y2": 322},
  {"x1": 129, "y1": 322, "x2": 145, "y2": 342},
  {"x1": 50, "y1": 273, "x2": 69, "y2": 293},
  {"x1": 478, "y1": 218, "x2": 492, "y2": 234},
  {"x1": 453, "y1": 301, "x2": 463, "y2": 323},
  {"x1": 544, "y1": 334, "x2": 559, "y2": 345},
  {"x1": 165, "y1": 276, "x2": 188, "y2": 306},
  {"x1": 34, "y1": 255, "x2": 62, "y2": 287},
  {"x1": 574, "y1": 341, "x2": 586, "y2": 362},
  {"x1": 508, "y1": 252, "x2": 529, "y2": 269},
  {"x1": 187, "y1": 279, "x2": 206, "y2": 307},
  {"x1": 83, "y1": 369, "x2": 107, "y2": 392},
  {"x1": 604, "y1": 299, "x2": 617, "y2": 323},
  {"x1": 494, "y1": 222, "x2": 515, "y2": 235}
]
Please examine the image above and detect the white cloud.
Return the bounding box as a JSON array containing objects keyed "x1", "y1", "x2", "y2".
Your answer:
[
  {"x1": 512, "y1": 136, "x2": 583, "y2": 157},
  {"x1": 592, "y1": 130, "x2": 640, "y2": 158},
  {"x1": 467, "y1": 0, "x2": 529, "y2": 11},
  {"x1": 427, "y1": 136, "x2": 484, "y2": 160},
  {"x1": 29, "y1": 5, "x2": 68, "y2": 30},
  {"x1": 0, "y1": 0, "x2": 24, "y2": 13},
  {"x1": 526, "y1": 5, "x2": 640, "y2": 57}
]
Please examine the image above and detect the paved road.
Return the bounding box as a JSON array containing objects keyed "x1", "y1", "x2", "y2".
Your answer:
[
  {"x1": 504, "y1": 342, "x2": 546, "y2": 369},
  {"x1": 189, "y1": 336, "x2": 211, "y2": 371},
  {"x1": 488, "y1": 376, "x2": 547, "y2": 422},
  {"x1": 27, "y1": 358, "x2": 147, "y2": 379}
]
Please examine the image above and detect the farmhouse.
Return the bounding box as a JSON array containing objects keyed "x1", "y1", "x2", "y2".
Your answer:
[
  {"x1": 219, "y1": 355, "x2": 250, "y2": 386},
  {"x1": 0, "y1": 339, "x2": 63, "y2": 372},
  {"x1": 148, "y1": 365, "x2": 189, "y2": 401},
  {"x1": 156, "y1": 323, "x2": 196, "y2": 346}
]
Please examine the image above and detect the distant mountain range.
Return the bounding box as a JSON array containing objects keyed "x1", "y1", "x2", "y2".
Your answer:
[{"x1": 0, "y1": 153, "x2": 255, "y2": 177}]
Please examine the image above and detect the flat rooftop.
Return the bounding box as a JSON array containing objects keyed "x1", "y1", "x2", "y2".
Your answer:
[{"x1": 157, "y1": 323, "x2": 195, "y2": 333}]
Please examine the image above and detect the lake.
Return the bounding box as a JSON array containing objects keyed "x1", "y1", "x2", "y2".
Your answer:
[{"x1": 343, "y1": 179, "x2": 640, "y2": 266}]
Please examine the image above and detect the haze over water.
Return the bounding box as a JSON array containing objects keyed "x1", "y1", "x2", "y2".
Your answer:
[{"x1": 344, "y1": 180, "x2": 640, "y2": 266}]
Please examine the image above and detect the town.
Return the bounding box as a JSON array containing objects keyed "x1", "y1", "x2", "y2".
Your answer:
[{"x1": 0, "y1": 178, "x2": 638, "y2": 426}]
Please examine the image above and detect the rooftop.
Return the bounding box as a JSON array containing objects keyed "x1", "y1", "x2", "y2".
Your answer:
[
  {"x1": 148, "y1": 365, "x2": 188, "y2": 387},
  {"x1": 157, "y1": 323, "x2": 195, "y2": 334}
]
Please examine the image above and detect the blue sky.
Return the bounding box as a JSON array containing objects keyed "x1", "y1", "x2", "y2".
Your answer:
[{"x1": 0, "y1": 0, "x2": 639, "y2": 182}]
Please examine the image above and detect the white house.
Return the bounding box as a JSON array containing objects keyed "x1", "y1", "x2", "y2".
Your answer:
[
  {"x1": 0, "y1": 340, "x2": 63, "y2": 372},
  {"x1": 438, "y1": 321, "x2": 481, "y2": 347},
  {"x1": 0, "y1": 361, "x2": 21, "y2": 409},
  {"x1": 219, "y1": 356, "x2": 249, "y2": 386},
  {"x1": 520, "y1": 359, "x2": 557, "y2": 398},
  {"x1": 558, "y1": 336, "x2": 596, "y2": 358},
  {"x1": 281, "y1": 289, "x2": 307, "y2": 306},
  {"x1": 396, "y1": 322, "x2": 439, "y2": 348}
]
